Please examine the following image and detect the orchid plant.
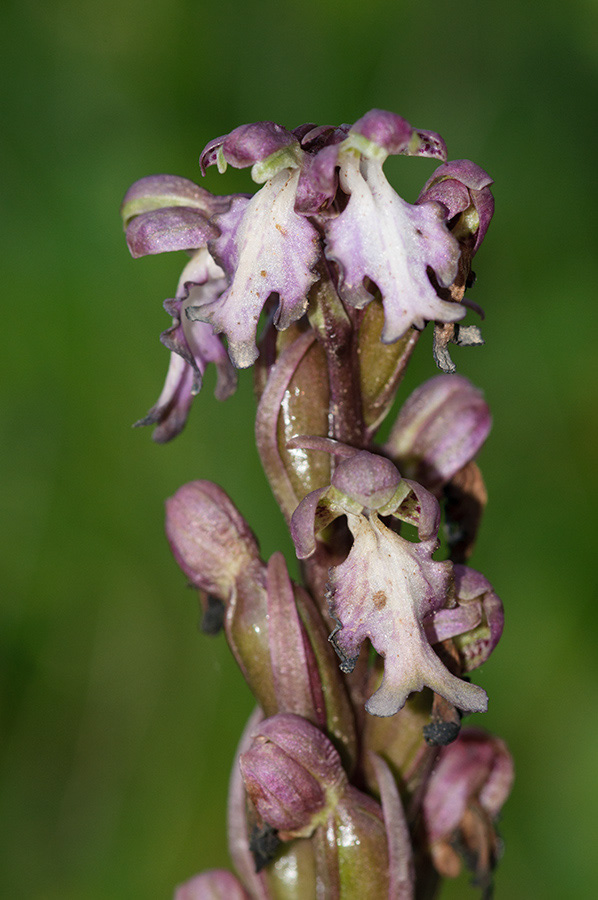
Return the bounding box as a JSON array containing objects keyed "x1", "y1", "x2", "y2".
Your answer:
[{"x1": 121, "y1": 109, "x2": 513, "y2": 899}]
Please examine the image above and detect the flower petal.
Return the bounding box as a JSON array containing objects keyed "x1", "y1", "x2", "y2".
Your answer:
[
  {"x1": 328, "y1": 514, "x2": 487, "y2": 716},
  {"x1": 418, "y1": 160, "x2": 495, "y2": 254},
  {"x1": 125, "y1": 207, "x2": 218, "y2": 258},
  {"x1": 134, "y1": 350, "x2": 195, "y2": 443},
  {"x1": 200, "y1": 121, "x2": 299, "y2": 174},
  {"x1": 349, "y1": 109, "x2": 447, "y2": 161},
  {"x1": 121, "y1": 174, "x2": 230, "y2": 225},
  {"x1": 189, "y1": 170, "x2": 319, "y2": 367},
  {"x1": 325, "y1": 154, "x2": 463, "y2": 342}
]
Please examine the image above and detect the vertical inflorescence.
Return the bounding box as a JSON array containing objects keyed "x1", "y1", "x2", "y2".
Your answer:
[{"x1": 122, "y1": 109, "x2": 513, "y2": 900}]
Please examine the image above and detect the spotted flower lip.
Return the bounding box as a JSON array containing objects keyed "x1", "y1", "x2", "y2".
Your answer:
[
  {"x1": 123, "y1": 111, "x2": 485, "y2": 416},
  {"x1": 289, "y1": 440, "x2": 488, "y2": 717},
  {"x1": 324, "y1": 118, "x2": 463, "y2": 341},
  {"x1": 187, "y1": 170, "x2": 321, "y2": 368}
]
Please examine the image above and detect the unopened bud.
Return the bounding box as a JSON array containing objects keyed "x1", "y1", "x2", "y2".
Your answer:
[
  {"x1": 165, "y1": 481, "x2": 261, "y2": 602},
  {"x1": 239, "y1": 714, "x2": 346, "y2": 839},
  {"x1": 385, "y1": 374, "x2": 491, "y2": 493}
]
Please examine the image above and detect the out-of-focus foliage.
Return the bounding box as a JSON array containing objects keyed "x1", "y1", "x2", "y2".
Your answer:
[{"x1": 1, "y1": 1, "x2": 597, "y2": 897}]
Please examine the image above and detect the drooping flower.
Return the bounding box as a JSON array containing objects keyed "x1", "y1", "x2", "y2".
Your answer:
[
  {"x1": 324, "y1": 110, "x2": 464, "y2": 343},
  {"x1": 192, "y1": 112, "x2": 484, "y2": 366},
  {"x1": 123, "y1": 113, "x2": 492, "y2": 389},
  {"x1": 422, "y1": 727, "x2": 514, "y2": 890},
  {"x1": 121, "y1": 176, "x2": 237, "y2": 439},
  {"x1": 289, "y1": 437, "x2": 488, "y2": 717}
]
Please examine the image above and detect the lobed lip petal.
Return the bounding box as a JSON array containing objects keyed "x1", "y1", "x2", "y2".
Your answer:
[
  {"x1": 325, "y1": 154, "x2": 464, "y2": 342},
  {"x1": 188, "y1": 170, "x2": 320, "y2": 367},
  {"x1": 125, "y1": 207, "x2": 218, "y2": 258},
  {"x1": 136, "y1": 249, "x2": 236, "y2": 440},
  {"x1": 328, "y1": 514, "x2": 488, "y2": 716}
]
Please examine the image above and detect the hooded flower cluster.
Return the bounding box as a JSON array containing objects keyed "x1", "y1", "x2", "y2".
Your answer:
[{"x1": 121, "y1": 110, "x2": 493, "y2": 440}]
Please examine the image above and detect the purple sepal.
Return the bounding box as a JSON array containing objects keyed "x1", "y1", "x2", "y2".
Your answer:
[
  {"x1": 294, "y1": 144, "x2": 340, "y2": 213},
  {"x1": 418, "y1": 160, "x2": 495, "y2": 254},
  {"x1": 369, "y1": 753, "x2": 415, "y2": 899},
  {"x1": 200, "y1": 122, "x2": 298, "y2": 173},
  {"x1": 189, "y1": 174, "x2": 319, "y2": 367},
  {"x1": 173, "y1": 870, "x2": 251, "y2": 900},
  {"x1": 327, "y1": 513, "x2": 487, "y2": 716},
  {"x1": 386, "y1": 374, "x2": 491, "y2": 491},
  {"x1": 290, "y1": 486, "x2": 330, "y2": 560},
  {"x1": 134, "y1": 348, "x2": 195, "y2": 443},
  {"x1": 397, "y1": 478, "x2": 442, "y2": 541},
  {"x1": 125, "y1": 206, "x2": 218, "y2": 258},
  {"x1": 331, "y1": 452, "x2": 401, "y2": 511},
  {"x1": 325, "y1": 153, "x2": 463, "y2": 343},
  {"x1": 121, "y1": 174, "x2": 231, "y2": 224},
  {"x1": 286, "y1": 435, "x2": 357, "y2": 459},
  {"x1": 350, "y1": 109, "x2": 447, "y2": 161},
  {"x1": 424, "y1": 602, "x2": 483, "y2": 645}
]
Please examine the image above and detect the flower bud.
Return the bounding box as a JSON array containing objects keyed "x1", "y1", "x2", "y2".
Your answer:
[
  {"x1": 385, "y1": 374, "x2": 491, "y2": 493},
  {"x1": 236, "y1": 714, "x2": 394, "y2": 897},
  {"x1": 165, "y1": 481, "x2": 261, "y2": 602},
  {"x1": 240, "y1": 714, "x2": 346, "y2": 839}
]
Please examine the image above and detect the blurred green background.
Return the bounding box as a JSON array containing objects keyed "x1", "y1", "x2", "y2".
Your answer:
[{"x1": 1, "y1": 0, "x2": 597, "y2": 897}]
